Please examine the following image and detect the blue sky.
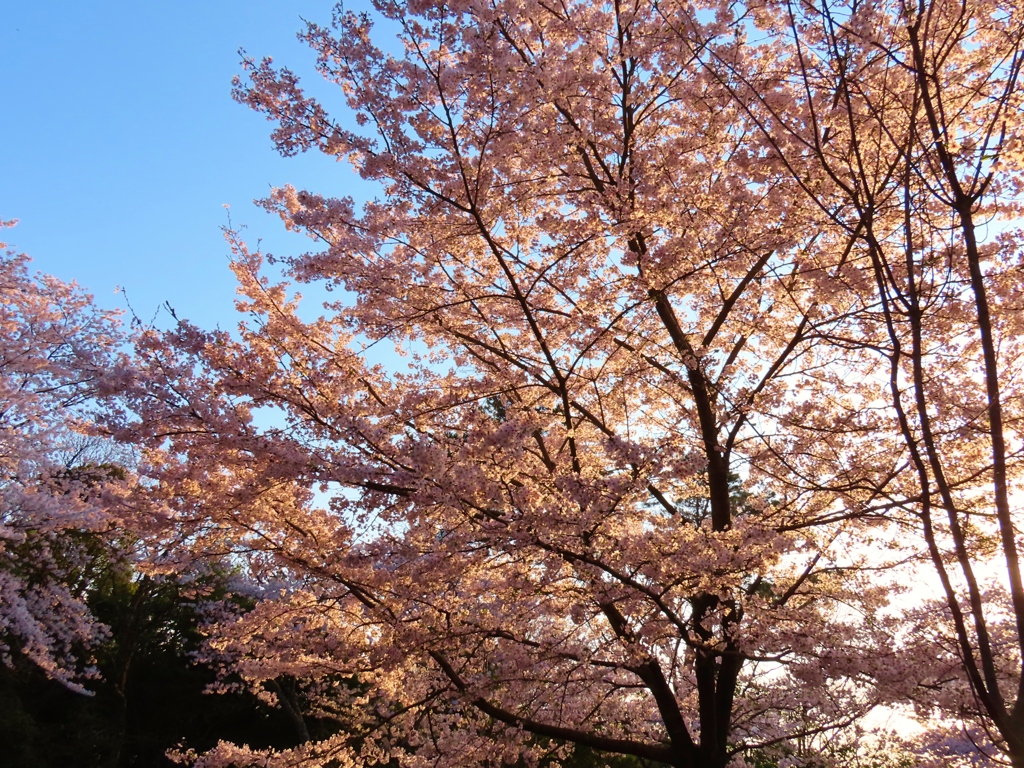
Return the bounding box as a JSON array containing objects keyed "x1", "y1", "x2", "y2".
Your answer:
[{"x1": 1, "y1": 0, "x2": 373, "y2": 329}]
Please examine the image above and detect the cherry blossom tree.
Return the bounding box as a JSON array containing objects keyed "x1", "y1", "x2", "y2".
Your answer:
[
  {"x1": 105, "y1": 2, "x2": 941, "y2": 766},
  {"x1": 683, "y1": 0, "x2": 1024, "y2": 761},
  {"x1": 0, "y1": 222, "x2": 126, "y2": 690}
]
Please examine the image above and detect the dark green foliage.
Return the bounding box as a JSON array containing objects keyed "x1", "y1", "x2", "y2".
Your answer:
[
  {"x1": 744, "y1": 744, "x2": 917, "y2": 768},
  {"x1": 0, "y1": 554, "x2": 307, "y2": 768},
  {"x1": 560, "y1": 745, "x2": 668, "y2": 768}
]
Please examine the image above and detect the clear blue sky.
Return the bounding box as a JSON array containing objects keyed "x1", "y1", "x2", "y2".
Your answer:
[{"x1": 1, "y1": 0, "x2": 373, "y2": 329}]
